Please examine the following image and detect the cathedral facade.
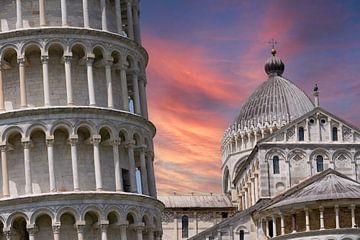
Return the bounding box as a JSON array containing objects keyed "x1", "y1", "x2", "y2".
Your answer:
[
  {"x1": 189, "y1": 49, "x2": 360, "y2": 239},
  {"x1": 0, "y1": 0, "x2": 163, "y2": 240}
]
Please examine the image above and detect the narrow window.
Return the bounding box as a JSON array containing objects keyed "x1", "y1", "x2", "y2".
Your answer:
[
  {"x1": 316, "y1": 155, "x2": 324, "y2": 172},
  {"x1": 182, "y1": 215, "x2": 189, "y2": 238},
  {"x1": 298, "y1": 127, "x2": 304, "y2": 141},
  {"x1": 221, "y1": 212, "x2": 228, "y2": 218},
  {"x1": 239, "y1": 230, "x2": 245, "y2": 240},
  {"x1": 273, "y1": 156, "x2": 280, "y2": 174},
  {"x1": 268, "y1": 220, "x2": 273, "y2": 238},
  {"x1": 122, "y1": 169, "x2": 131, "y2": 192},
  {"x1": 332, "y1": 127, "x2": 338, "y2": 141}
]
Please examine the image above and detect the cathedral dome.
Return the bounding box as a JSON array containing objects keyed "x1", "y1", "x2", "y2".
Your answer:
[{"x1": 235, "y1": 49, "x2": 314, "y2": 131}]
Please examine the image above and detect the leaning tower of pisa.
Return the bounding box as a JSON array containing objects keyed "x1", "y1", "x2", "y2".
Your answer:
[{"x1": 0, "y1": 0, "x2": 163, "y2": 239}]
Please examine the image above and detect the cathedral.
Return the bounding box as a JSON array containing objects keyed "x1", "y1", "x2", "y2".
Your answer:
[
  {"x1": 185, "y1": 48, "x2": 360, "y2": 239},
  {"x1": 160, "y1": 46, "x2": 360, "y2": 239}
]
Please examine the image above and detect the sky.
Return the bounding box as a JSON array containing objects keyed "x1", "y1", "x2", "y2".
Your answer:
[{"x1": 140, "y1": 0, "x2": 360, "y2": 195}]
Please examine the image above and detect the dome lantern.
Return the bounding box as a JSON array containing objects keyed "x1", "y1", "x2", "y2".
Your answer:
[{"x1": 264, "y1": 47, "x2": 285, "y2": 76}]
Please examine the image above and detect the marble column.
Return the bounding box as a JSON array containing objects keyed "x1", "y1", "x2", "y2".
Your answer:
[
  {"x1": 23, "y1": 141, "x2": 32, "y2": 194},
  {"x1": 138, "y1": 77, "x2": 148, "y2": 118},
  {"x1": 18, "y1": 58, "x2": 27, "y2": 107},
  {"x1": 139, "y1": 146, "x2": 149, "y2": 195},
  {"x1": 126, "y1": 0, "x2": 134, "y2": 39},
  {"x1": 126, "y1": 142, "x2": 137, "y2": 192},
  {"x1": 1, "y1": 145, "x2": 9, "y2": 197},
  {"x1": 39, "y1": 0, "x2": 46, "y2": 26},
  {"x1": 112, "y1": 139, "x2": 123, "y2": 191},
  {"x1": 280, "y1": 214, "x2": 285, "y2": 235},
  {"x1": 77, "y1": 225, "x2": 85, "y2": 240},
  {"x1": 319, "y1": 207, "x2": 325, "y2": 230},
  {"x1": 148, "y1": 229, "x2": 155, "y2": 240},
  {"x1": 100, "y1": 224, "x2": 108, "y2": 240},
  {"x1": 101, "y1": 0, "x2": 107, "y2": 31},
  {"x1": 305, "y1": 208, "x2": 310, "y2": 231},
  {"x1": 86, "y1": 56, "x2": 96, "y2": 106},
  {"x1": 243, "y1": 187, "x2": 248, "y2": 209},
  {"x1": 28, "y1": 227, "x2": 37, "y2": 240},
  {"x1": 328, "y1": 118, "x2": 332, "y2": 142},
  {"x1": 131, "y1": 70, "x2": 141, "y2": 114},
  {"x1": 335, "y1": 205, "x2": 340, "y2": 229},
  {"x1": 61, "y1": 0, "x2": 68, "y2": 26},
  {"x1": 132, "y1": 5, "x2": 141, "y2": 43},
  {"x1": 339, "y1": 123, "x2": 343, "y2": 142},
  {"x1": 254, "y1": 173, "x2": 259, "y2": 202},
  {"x1": 64, "y1": 54, "x2": 74, "y2": 105},
  {"x1": 16, "y1": 0, "x2": 23, "y2": 29},
  {"x1": 47, "y1": 138, "x2": 56, "y2": 192},
  {"x1": 272, "y1": 215, "x2": 277, "y2": 237},
  {"x1": 105, "y1": 58, "x2": 114, "y2": 108},
  {"x1": 351, "y1": 205, "x2": 356, "y2": 228},
  {"x1": 0, "y1": 62, "x2": 4, "y2": 111},
  {"x1": 292, "y1": 214, "x2": 297, "y2": 233},
  {"x1": 146, "y1": 151, "x2": 157, "y2": 197},
  {"x1": 119, "y1": 223, "x2": 128, "y2": 240},
  {"x1": 70, "y1": 136, "x2": 80, "y2": 191},
  {"x1": 136, "y1": 226, "x2": 144, "y2": 240},
  {"x1": 93, "y1": 135, "x2": 103, "y2": 190},
  {"x1": 120, "y1": 65, "x2": 129, "y2": 110},
  {"x1": 41, "y1": 55, "x2": 50, "y2": 106},
  {"x1": 53, "y1": 225, "x2": 61, "y2": 240},
  {"x1": 115, "y1": 0, "x2": 123, "y2": 34},
  {"x1": 82, "y1": 0, "x2": 89, "y2": 28}
]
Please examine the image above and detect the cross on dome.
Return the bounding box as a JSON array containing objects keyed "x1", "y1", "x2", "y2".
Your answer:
[{"x1": 268, "y1": 38, "x2": 278, "y2": 56}]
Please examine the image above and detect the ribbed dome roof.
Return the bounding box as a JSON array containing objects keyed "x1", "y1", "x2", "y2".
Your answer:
[{"x1": 234, "y1": 49, "x2": 314, "y2": 130}]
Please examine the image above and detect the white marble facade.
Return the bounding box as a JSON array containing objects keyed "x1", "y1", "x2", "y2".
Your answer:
[{"x1": 190, "y1": 49, "x2": 360, "y2": 240}]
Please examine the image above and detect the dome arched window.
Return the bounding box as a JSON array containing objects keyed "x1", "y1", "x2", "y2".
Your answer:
[
  {"x1": 298, "y1": 127, "x2": 304, "y2": 141},
  {"x1": 316, "y1": 155, "x2": 324, "y2": 172},
  {"x1": 182, "y1": 215, "x2": 189, "y2": 238},
  {"x1": 273, "y1": 156, "x2": 280, "y2": 174},
  {"x1": 332, "y1": 127, "x2": 338, "y2": 141}
]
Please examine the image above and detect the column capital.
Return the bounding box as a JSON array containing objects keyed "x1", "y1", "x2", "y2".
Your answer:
[
  {"x1": 146, "y1": 150, "x2": 154, "y2": 159},
  {"x1": 41, "y1": 55, "x2": 49, "y2": 63},
  {"x1": 137, "y1": 144, "x2": 147, "y2": 152},
  {"x1": 69, "y1": 136, "x2": 79, "y2": 145},
  {"x1": 22, "y1": 140, "x2": 32, "y2": 149},
  {"x1": 105, "y1": 57, "x2": 114, "y2": 66},
  {"x1": 91, "y1": 135, "x2": 102, "y2": 144},
  {"x1": 0, "y1": 145, "x2": 7, "y2": 152},
  {"x1": 17, "y1": 58, "x2": 26, "y2": 65},
  {"x1": 63, "y1": 54, "x2": 73, "y2": 63},
  {"x1": 119, "y1": 220, "x2": 129, "y2": 228},
  {"x1": 27, "y1": 226, "x2": 38, "y2": 236},
  {"x1": 100, "y1": 224, "x2": 109, "y2": 232},
  {"x1": 86, "y1": 54, "x2": 95, "y2": 65},
  {"x1": 76, "y1": 224, "x2": 86, "y2": 233},
  {"x1": 350, "y1": 204, "x2": 356, "y2": 210},
  {"x1": 128, "y1": 67, "x2": 140, "y2": 75},
  {"x1": 52, "y1": 224, "x2": 61, "y2": 234},
  {"x1": 111, "y1": 138, "x2": 121, "y2": 146},
  {"x1": 125, "y1": 140, "x2": 136, "y2": 149},
  {"x1": 46, "y1": 136, "x2": 55, "y2": 146}
]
